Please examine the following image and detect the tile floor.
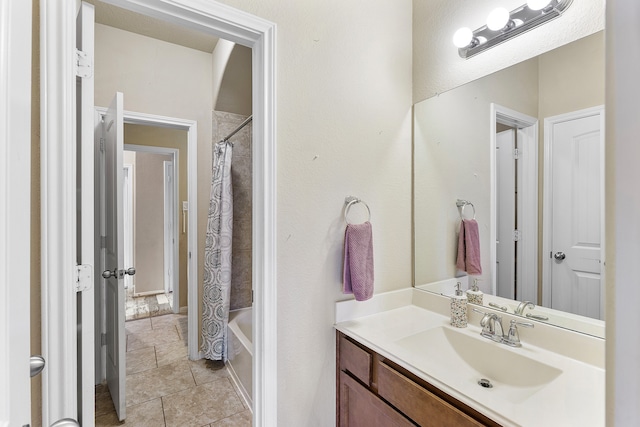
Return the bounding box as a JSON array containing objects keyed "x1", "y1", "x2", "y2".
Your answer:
[
  {"x1": 125, "y1": 285, "x2": 174, "y2": 321},
  {"x1": 95, "y1": 313, "x2": 252, "y2": 427}
]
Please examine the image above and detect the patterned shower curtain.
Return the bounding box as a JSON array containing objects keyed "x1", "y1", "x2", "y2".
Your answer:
[{"x1": 202, "y1": 140, "x2": 233, "y2": 361}]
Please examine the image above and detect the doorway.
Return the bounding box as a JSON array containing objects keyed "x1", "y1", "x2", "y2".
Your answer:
[
  {"x1": 42, "y1": 1, "x2": 277, "y2": 425},
  {"x1": 491, "y1": 104, "x2": 539, "y2": 303},
  {"x1": 122, "y1": 141, "x2": 181, "y2": 321}
]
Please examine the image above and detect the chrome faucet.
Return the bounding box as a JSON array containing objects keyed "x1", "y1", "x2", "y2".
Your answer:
[
  {"x1": 478, "y1": 312, "x2": 504, "y2": 343},
  {"x1": 515, "y1": 301, "x2": 535, "y2": 315},
  {"x1": 473, "y1": 308, "x2": 534, "y2": 347},
  {"x1": 503, "y1": 319, "x2": 534, "y2": 347}
]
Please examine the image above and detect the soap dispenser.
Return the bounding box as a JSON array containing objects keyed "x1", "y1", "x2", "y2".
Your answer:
[
  {"x1": 466, "y1": 278, "x2": 483, "y2": 305},
  {"x1": 450, "y1": 282, "x2": 468, "y2": 328}
]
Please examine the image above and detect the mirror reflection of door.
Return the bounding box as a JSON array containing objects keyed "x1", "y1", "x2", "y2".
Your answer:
[
  {"x1": 496, "y1": 129, "x2": 517, "y2": 300},
  {"x1": 544, "y1": 107, "x2": 604, "y2": 320}
]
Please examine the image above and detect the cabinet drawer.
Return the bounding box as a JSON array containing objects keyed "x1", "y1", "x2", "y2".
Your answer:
[
  {"x1": 378, "y1": 362, "x2": 485, "y2": 427},
  {"x1": 339, "y1": 335, "x2": 372, "y2": 385}
]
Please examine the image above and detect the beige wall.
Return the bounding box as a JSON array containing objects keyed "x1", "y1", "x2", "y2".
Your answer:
[
  {"x1": 124, "y1": 125, "x2": 189, "y2": 307},
  {"x1": 216, "y1": 45, "x2": 252, "y2": 116},
  {"x1": 538, "y1": 31, "x2": 605, "y2": 121},
  {"x1": 412, "y1": 0, "x2": 605, "y2": 103},
  {"x1": 214, "y1": 1, "x2": 414, "y2": 424}
]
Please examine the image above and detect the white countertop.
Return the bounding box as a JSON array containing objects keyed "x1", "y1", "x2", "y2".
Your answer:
[{"x1": 335, "y1": 289, "x2": 605, "y2": 427}]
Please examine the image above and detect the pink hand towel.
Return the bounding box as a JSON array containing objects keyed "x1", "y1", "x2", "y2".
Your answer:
[
  {"x1": 343, "y1": 222, "x2": 374, "y2": 301},
  {"x1": 456, "y1": 219, "x2": 482, "y2": 275}
]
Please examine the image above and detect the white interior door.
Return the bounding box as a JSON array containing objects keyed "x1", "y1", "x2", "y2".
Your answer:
[
  {"x1": 548, "y1": 109, "x2": 603, "y2": 319},
  {"x1": 102, "y1": 92, "x2": 127, "y2": 420},
  {"x1": 1, "y1": 1, "x2": 32, "y2": 425},
  {"x1": 496, "y1": 129, "x2": 516, "y2": 300}
]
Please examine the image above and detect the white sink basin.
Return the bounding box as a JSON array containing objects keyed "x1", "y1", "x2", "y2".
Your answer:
[{"x1": 394, "y1": 326, "x2": 563, "y2": 403}]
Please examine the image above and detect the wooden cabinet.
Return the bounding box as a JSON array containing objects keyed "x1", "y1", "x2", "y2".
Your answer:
[
  {"x1": 336, "y1": 331, "x2": 501, "y2": 427},
  {"x1": 339, "y1": 371, "x2": 414, "y2": 427}
]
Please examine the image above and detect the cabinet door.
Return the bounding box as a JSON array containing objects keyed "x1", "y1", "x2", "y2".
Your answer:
[{"x1": 339, "y1": 371, "x2": 413, "y2": 427}]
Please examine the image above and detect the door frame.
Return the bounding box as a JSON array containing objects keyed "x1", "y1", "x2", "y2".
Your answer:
[
  {"x1": 0, "y1": 1, "x2": 32, "y2": 425},
  {"x1": 490, "y1": 104, "x2": 538, "y2": 301},
  {"x1": 122, "y1": 163, "x2": 134, "y2": 291},
  {"x1": 98, "y1": 110, "x2": 198, "y2": 362},
  {"x1": 42, "y1": 1, "x2": 276, "y2": 424},
  {"x1": 121, "y1": 142, "x2": 179, "y2": 308},
  {"x1": 542, "y1": 105, "x2": 605, "y2": 312},
  {"x1": 163, "y1": 160, "x2": 175, "y2": 296}
]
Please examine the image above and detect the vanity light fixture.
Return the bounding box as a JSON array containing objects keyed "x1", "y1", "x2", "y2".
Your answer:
[{"x1": 454, "y1": 0, "x2": 573, "y2": 59}]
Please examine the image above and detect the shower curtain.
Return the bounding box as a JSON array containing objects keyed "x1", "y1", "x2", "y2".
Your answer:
[{"x1": 202, "y1": 140, "x2": 233, "y2": 361}]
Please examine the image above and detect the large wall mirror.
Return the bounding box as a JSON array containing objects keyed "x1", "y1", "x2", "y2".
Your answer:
[{"x1": 413, "y1": 30, "x2": 605, "y2": 338}]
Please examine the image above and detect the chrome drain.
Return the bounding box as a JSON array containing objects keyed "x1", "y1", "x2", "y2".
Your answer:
[{"x1": 477, "y1": 378, "x2": 493, "y2": 389}]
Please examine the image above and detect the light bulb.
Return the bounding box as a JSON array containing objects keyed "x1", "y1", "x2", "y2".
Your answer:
[
  {"x1": 453, "y1": 27, "x2": 473, "y2": 48},
  {"x1": 486, "y1": 7, "x2": 510, "y2": 31},
  {"x1": 527, "y1": 0, "x2": 552, "y2": 10}
]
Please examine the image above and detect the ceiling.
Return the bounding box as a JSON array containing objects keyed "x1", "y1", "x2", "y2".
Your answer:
[{"x1": 86, "y1": 0, "x2": 219, "y2": 53}]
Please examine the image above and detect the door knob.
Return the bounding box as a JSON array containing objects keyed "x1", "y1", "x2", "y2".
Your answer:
[
  {"x1": 101, "y1": 268, "x2": 116, "y2": 279},
  {"x1": 554, "y1": 252, "x2": 566, "y2": 261},
  {"x1": 124, "y1": 267, "x2": 136, "y2": 276},
  {"x1": 51, "y1": 418, "x2": 80, "y2": 427},
  {"x1": 30, "y1": 355, "x2": 45, "y2": 377}
]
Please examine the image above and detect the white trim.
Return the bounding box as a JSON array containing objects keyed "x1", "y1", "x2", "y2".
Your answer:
[
  {"x1": 122, "y1": 163, "x2": 134, "y2": 291},
  {"x1": 0, "y1": 1, "x2": 32, "y2": 425},
  {"x1": 41, "y1": 0, "x2": 80, "y2": 424},
  {"x1": 78, "y1": 4, "x2": 97, "y2": 424},
  {"x1": 47, "y1": 2, "x2": 277, "y2": 425},
  {"x1": 163, "y1": 160, "x2": 175, "y2": 295},
  {"x1": 542, "y1": 105, "x2": 605, "y2": 310},
  {"x1": 490, "y1": 104, "x2": 538, "y2": 301}
]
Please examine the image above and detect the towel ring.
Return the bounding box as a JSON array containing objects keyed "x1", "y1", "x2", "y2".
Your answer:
[
  {"x1": 456, "y1": 199, "x2": 476, "y2": 220},
  {"x1": 344, "y1": 196, "x2": 371, "y2": 224}
]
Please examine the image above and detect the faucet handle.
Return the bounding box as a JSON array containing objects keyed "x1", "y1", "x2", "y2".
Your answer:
[{"x1": 504, "y1": 319, "x2": 534, "y2": 347}]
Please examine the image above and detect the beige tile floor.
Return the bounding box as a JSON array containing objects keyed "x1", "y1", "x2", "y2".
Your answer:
[
  {"x1": 96, "y1": 313, "x2": 252, "y2": 427},
  {"x1": 125, "y1": 285, "x2": 174, "y2": 321}
]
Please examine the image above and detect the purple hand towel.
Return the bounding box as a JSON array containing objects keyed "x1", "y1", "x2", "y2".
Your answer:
[
  {"x1": 456, "y1": 219, "x2": 482, "y2": 275},
  {"x1": 343, "y1": 222, "x2": 374, "y2": 301}
]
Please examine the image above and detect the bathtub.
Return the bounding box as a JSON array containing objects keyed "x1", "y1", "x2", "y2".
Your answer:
[{"x1": 227, "y1": 307, "x2": 252, "y2": 409}]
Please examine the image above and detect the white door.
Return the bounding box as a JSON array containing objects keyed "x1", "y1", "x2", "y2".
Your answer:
[
  {"x1": 548, "y1": 109, "x2": 603, "y2": 319},
  {"x1": 1, "y1": 1, "x2": 32, "y2": 425},
  {"x1": 101, "y1": 92, "x2": 127, "y2": 420},
  {"x1": 496, "y1": 129, "x2": 516, "y2": 300}
]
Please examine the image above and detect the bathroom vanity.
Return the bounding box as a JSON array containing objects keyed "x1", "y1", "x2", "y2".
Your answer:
[
  {"x1": 334, "y1": 289, "x2": 605, "y2": 426},
  {"x1": 337, "y1": 332, "x2": 498, "y2": 426}
]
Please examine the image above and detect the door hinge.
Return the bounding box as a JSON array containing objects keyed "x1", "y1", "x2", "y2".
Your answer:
[
  {"x1": 101, "y1": 333, "x2": 107, "y2": 346},
  {"x1": 513, "y1": 230, "x2": 521, "y2": 241},
  {"x1": 75, "y1": 48, "x2": 93, "y2": 78},
  {"x1": 100, "y1": 235, "x2": 107, "y2": 248},
  {"x1": 75, "y1": 264, "x2": 93, "y2": 292},
  {"x1": 99, "y1": 138, "x2": 106, "y2": 152},
  {"x1": 513, "y1": 148, "x2": 520, "y2": 160}
]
